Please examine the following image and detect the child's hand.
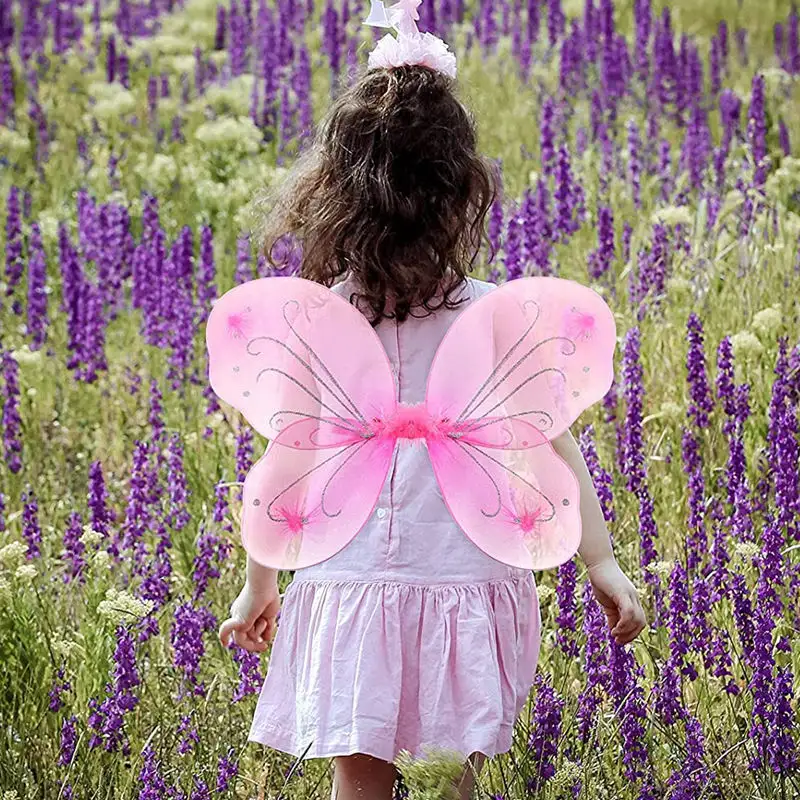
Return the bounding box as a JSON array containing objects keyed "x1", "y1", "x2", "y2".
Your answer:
[
  {"x1": 219, "y1": 582, "x2": 282, "y2": 653},
  {"x1": 587, "y1": 558, "x2": 646, "y2": 645}
]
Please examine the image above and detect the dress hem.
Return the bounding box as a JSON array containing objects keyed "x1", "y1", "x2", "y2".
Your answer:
[{"x1": 248, "y1": 720, "x2": 515, "y2": 763}]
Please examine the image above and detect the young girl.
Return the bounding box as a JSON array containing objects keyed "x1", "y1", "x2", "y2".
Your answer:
[{"x1": 217, "y1": 4, "x2": 646, "y2": 798}]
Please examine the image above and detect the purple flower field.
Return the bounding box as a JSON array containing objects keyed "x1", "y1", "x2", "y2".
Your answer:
[{"x1": 0, "y1": 0, "x2": 799, "y2": 797}]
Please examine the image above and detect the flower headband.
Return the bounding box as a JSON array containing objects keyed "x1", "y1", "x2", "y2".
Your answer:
[{"x1": 363, "y1": 0, "x2": 457, "y2": 79}]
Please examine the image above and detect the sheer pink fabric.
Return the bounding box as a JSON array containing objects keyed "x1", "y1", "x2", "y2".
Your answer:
[{"x1": 206, "y1": 275, "x2": 615, "y2": 572}]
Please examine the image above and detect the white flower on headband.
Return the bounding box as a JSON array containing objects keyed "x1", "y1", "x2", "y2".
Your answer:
[{"x1": 363, "y1": 0, "x2": 457, "y2": 79}]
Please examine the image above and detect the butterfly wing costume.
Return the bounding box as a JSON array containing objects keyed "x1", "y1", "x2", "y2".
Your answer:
[{"x1": 206, "y1": 276, "x2": 616, "y2": 571}]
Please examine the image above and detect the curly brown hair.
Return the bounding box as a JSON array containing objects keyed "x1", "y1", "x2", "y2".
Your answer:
[{"x1": 254, "y1": 64, "x2": 498, "y2": 324}]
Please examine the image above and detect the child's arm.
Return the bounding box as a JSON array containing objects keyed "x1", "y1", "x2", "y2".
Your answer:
[
  {"x1": 219, "y1": 554, "x2": 281, "y2": 652},
  {"x1": 551, "y1": 428, "x2": 646, "y2": 645}
]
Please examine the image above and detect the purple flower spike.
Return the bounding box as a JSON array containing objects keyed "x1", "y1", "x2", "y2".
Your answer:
[
  {"x1": 685, "y1": 313, "x2": 714, "y2": 430},
  {"x1": 2, "y1": 349, "x2": 23, "y2": 473},
  {"x1": 26, "y1": 222, "x2": 49, "y2": 350}
]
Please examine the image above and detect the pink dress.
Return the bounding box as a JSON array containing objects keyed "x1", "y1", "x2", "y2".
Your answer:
[{"x1": 248, "y1": 274, "x2": 542, "y2": 762}]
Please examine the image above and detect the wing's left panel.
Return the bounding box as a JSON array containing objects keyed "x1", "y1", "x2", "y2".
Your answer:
[
  {"x1": 206, "y1": 277, "x2": 396, "y2": 440},
  {"x1": 206, "y1": 277, "x2": 397, "y2": 568}
]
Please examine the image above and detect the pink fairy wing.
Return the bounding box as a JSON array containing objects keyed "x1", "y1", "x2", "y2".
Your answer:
[
  {"x1": 425, "y1": 276, "x2": 616, "y2": 569},
  {"x1": 427, "y1": 277, "x2": 616, "y2": 440},
  {"x1": 242, "y1": 433, "x2": 396, "y2": 569},
  {"x1": 206, "y1": 276, "x2": 398, "y2": 567},
  {"x1": 427, "y1": 426, "x2": 581, "y2": 570},
  {"x1": 206, "y1": 277, "x2": 396, "y2": 441}
]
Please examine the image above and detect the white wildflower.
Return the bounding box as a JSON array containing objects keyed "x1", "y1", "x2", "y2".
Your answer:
[
  {"x1": 149, "y1": 33, "x2": 196, "y2": 54},
  {"x1": 37, "y1": 210, "x2": 61, "y2": 245},
  {"x1": 97, "y1": 589, "x2": 154, "y2": 625},
  {"x1": 730, "y1": 330, "x2": 765, "y2": 360},
  {"x1": 14, "y1": 564, "x2": 37, "y2": 582},
  {"x1": 92, "y1": 86, "x2": 136, "y2": 120},
  {"x1": 733, "y1": 542, "x2": 759, "y2": 560},
  {"x1": 760, "y1": 67, "x2": 790, "y2": 93},
  {"x1": 187, "y1": 19, "x2": 216, "y2": 41},
  {"x1": 80, "y1": 525, "x2": 104, "y2": 547},
  {"x1": 53, "y1": 639, "x2": 80, "y2": 659},
  {"x1": 0, "y1": 541, "x2": 28, "y2": 567},
  {"x1": 0, "y1": 126, "x2": 31, "y2": 158},
  {"x1": 0, "y1": 577, "x2": 10, "y2": 601},
  {"x1": 9, "y1": 345, "x2": 43, "y2": 365},
  {"x1": 170, "y1": 54, "x2": 196, "y2": 74},
  {"x1": 141, "y1": 153, "x2": 178, "y2": 192},
  {"x1": 646, "y1": 560, "x2": 674, "y2": 578},
  {"x1": 199, "y1": 76, "x2": 256, "y2": 117},
  {"x1": 93, "y1": 550, "x2": 111, "y2": 569},
  {"x1": 751, "y1": 307, "x2": 782, "y2": 338},
  {"x1": 652, "y1": 206, "x2": 694, "y2": 227},
  {"x1": 195, "y1": 179, "x2": 229, "y2": 211},
  {"x1": 194, "y1": 115, "x2": 261, "y2": 153},
  {"x1": 536, "y1": 584, "x2": 555, "y2": 604}
]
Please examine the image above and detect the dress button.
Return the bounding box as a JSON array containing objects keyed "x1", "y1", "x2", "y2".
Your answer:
[{"x1": 376, "y1": 508, "x2": 388, "y2": 520}]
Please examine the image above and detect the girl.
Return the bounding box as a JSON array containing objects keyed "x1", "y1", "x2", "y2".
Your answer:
[{"x1": 218, "y1": 6, "x2": 646, "y2": 798}]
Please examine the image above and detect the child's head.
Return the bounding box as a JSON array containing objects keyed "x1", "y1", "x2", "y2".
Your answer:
[{"x1": 257, "y1": 65, "x2": 497, "y2": 323}]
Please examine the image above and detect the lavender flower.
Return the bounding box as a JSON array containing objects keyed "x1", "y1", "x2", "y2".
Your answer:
[
  {"x1": 609, "y1": 642, "x2": 650, "y2": 782},
  {"x1": 88, "y1": 625, "x2": 140, "y2": 753},
  {"x1": 192, "y1": 526, "x2": 232, "y2": 601},
  {"x1": 527, "y1": 675, "x2": 563, "y2": 792},
  {"x1": 681, "y1": 428, "x2": 706, "y2": 573},
  {"x1": 588, "y1": 205, "x2": 614, "y2": 280},
  {"x1": 166, "y1": 433, "x2": 190, "y2": 531},
  {"x1": 539, "y1": 97, "x2": 557, "y2": 177},
  {"x1": 576, "y1": 581, "x2": 610, "y2": 741},
  {"x1": 578, "y1": 424, "x2": 615, "y2": 524},
  {"x1": 62, "y1": 511, "x2": 86, "y2": 582},
  {"x1": 171, "y1": 602, "x2": 217, "y2": 696},
  {"x1": 667, "y1": 561, "x2": 696, "y2": 678},
  {"x1": 232, "y1": 646, "x2": 263, "y2": 701},
  {"x1": 26, "y1": 221, "x2": 49, "y2": 350},
  {"x1": 621, "y1": 328, "x2": 646, "y2": 494},
  {"x1": 655, "y1": 654, "x2": 684, "y2": 725},
  {"x1": 49, "y1": 665, "x2": 71, "y2": 712},
  {"x1": 59, "y1": 715, "x2": 79, "y2": 767},
  {"x1": 503, "y1": 206, "x2": 524, "y2": 281},
  {"x1": 4, "y1": 186, "x2": 24, "y2": 314},
  {"x1": 139, "y1": 745, "x2": 168, "y2": 798},
  {"x1": 627, "y1": 120, "x2": 642, "y2": 207},
  {"x1": 667, "y1": 716, "x2": 716, "y2": 797},
  {"x1": 22, "y1": 486, "x2": 41, "y2": 559},
  {"x1": 235, "y1": 235, "x2": 253, "y2": 284},
  {"x1": 196, "y1": 224, "x2": 217, "y2": 325},
  {"x1": 748, "y1": 74, "x2": 767, "y2": 187},
  {"x1": 769, "y1": 667, "x2": 799, "y2": 772},
  {"x1": 88, "y1": 460, "x2": 114, "y2": 552},
  {"x1": 178, "y1": 714, "x2": 200, "y2": 754},
  {"x1": 1, "y1": 349, "x2": 22, "y2": 473},
  {"x1": 216, "y1": 748, "x2": 239, "y2": 792},
  {"x1": 555, "y1": 558, "x2": 579, "y2": 657},
  {"x1": 554, "y1": 143, "x2": 584, "y2": 240},
  {"x1": 686, "y1": 312, "x2": 714, "y2": 429}
]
